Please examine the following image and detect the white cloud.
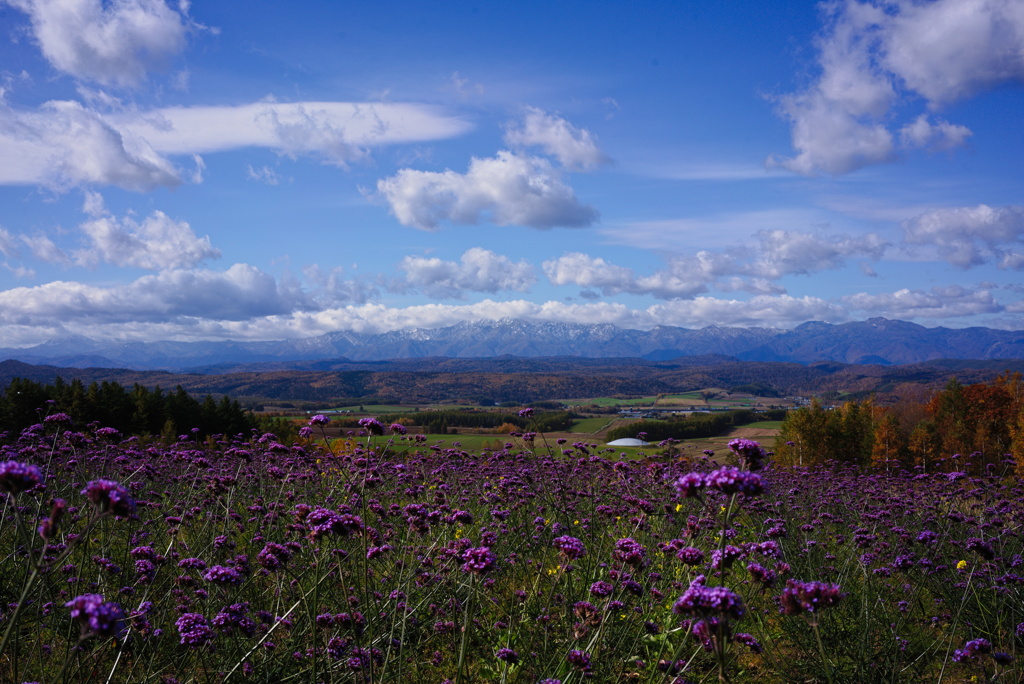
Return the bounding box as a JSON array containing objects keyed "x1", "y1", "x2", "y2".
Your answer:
[
  {"x1": 377, "y1": 151, "x2": 599, "y2": 230},
  {"x1": 246, "y1": 165, "x2": 281, "y2": 185},
  {"x1": 20, "y1": 233, "x2": 70, "y2": 264},
  {"x1": 76, "y1": 210, "x2": 220, "y2": 270},
  {"x1": 902, "y1": 204, "x2": 1024, "y2": 269},
  {"x1": 504, "y1": 107, "x2": 609, "y2": 171},
  {"x1": 747, "y1": 229, "x2": 889, "y2": 278},
  {"x1": 0, "y1": 226, "x2": 18, "y2": 258},
  {"x1": 0, "y1": 99, "x2": 181, "y2": 189},
  {"x1": 400, "y1": 247, "x2": 535, "y2": 298},
  {"x1": 6, "y1": 0, "x2": 192, "y2": 87},
  {"x1": 301, "y1": 264, "x2": 379, "y2": 307},
  {"x1": 542, "y1": 252, "x2": 635, "y2": 293},
  {"x1": 877, "y1": 0, "x2": 1024, "y2": 105},
  {"x1": 770, "y1": 0, "x2": 1023, "y2": 175},
  {"x1": 898, "y1": 115, "x2": 972, "y2": 151},
  {"x1": 647, "y1": 295, "x2": 846, "y2": 328},
  {"x1": 544, "y1": 230, "x2": 886, "y2": 301},
  {"x1": 0, "y1": 263, "x2": 314, "y2": 324},
  {"x1": 0, "y1": 100, "x2": 471, "y2": 189},
  {"x1": 843, "y1": 285, "x2": 1003, "y2": 319},
  {"x1": 118, "y1": 102, "x2": 473, "y2": 162}
]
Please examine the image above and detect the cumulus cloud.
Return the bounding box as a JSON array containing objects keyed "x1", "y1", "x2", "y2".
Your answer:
[
  {"x1": 377, "y1": 151, "x2": 598, "y2": 230},
  {"x1": 504, "y1": 107, "x2": 609, "y2": 171},
  {"x1": 6, "y1": 0, "x2": 192, "y2": 87},
  {"x1": 542, "y1": 252, "x2": 636, "y2": 294},
  {"x1": 301, "y1": 264, "x2": 379, "y2": 307},
  {"x1": 843, "y1": 285, "x2": 1003, "y2": 319},
  {"x1": 75, "y1": 210, "x2": 220, "y2": 270},
  {"x1": 0, "y1": 99, "x2": 181, "y2": 189},
  {"x1": 544, "y1": 230, "x2": 886, "y2": 301},
  {"x1": 0, "y1": 263, "x2": 314, "y2": 325},
  {"x1": 771, "y1": 0, "x2": 1023, "y2": 175},
  {"x1": 746, "y1": 229, "x2": 889, "y2": 278},
  {"x1": 902, "y1": 204, "x2": 1024, "y2": 269},
  {"x1": 400, "y1": 247, "x2": 535, "y2": 298}
]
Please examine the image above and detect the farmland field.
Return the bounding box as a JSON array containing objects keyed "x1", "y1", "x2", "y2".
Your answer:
[{"x1": 1, "y1": 414, "x2": 1020, "y2": 683}]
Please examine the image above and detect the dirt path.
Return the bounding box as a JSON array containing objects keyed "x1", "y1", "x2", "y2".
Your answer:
[{"x1": 727, "y1": 426, "x2": 780, "y2": 438}]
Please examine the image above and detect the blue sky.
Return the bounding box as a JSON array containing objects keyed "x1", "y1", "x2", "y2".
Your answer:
[{"x1": 0, "y1": 0, "x2": 1022, "y2": 346}]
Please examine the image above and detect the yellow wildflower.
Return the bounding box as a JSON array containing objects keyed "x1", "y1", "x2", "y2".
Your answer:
[{"x1": 957, "y1": 560, "x2": 968, "y2": 570}]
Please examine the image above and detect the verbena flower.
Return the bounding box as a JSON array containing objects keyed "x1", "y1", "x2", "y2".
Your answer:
[
  {"x1": 553, "y1": 535, "x2": 586, "y2": 560},
  {"x1": 176, "y1": 612, "x2": 216, "y2": 647},
  {"x1": 672, "y1": 578, "x2": 745, "y2": 620},
  {"x1": 82, "y1": 479, "x2": 136, "y2": 516},
  {"x1": 952, "y1": 638, "x2": 991, "y2": 662},
  {"x1": 566, "y1": 649, "x2": 592, "y2": 671},
  {"x1": 495, "y1": 647, "x2": 519, "y2": 663},
  {"x1": 778, "y1": 579, "x2": 845, "y2": 615},
  {"x1": 65, "y1": 594, "x2": 126, "y2": 639},
  {"x1": 705, "y1": 467, "x2": 764, "y2": 496},
  {"x1": 461, "y1": 546, "x2": 497, "y2": 574},
  {"x1": 0, "y1": 460, "x2": 43, "y2": 494}
]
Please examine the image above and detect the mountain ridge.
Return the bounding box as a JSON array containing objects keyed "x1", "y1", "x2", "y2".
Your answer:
[{"x1": 1, "y1": 318, "x2": 1022, "y2": 372}]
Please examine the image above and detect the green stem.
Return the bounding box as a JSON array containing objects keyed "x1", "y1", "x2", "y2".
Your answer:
[
  {"x1": 455, "y1": 575, "x2": 476, "y2": 684},
  {"x1": 812, "y1": 619, "x2": 835, "y2": 684}
]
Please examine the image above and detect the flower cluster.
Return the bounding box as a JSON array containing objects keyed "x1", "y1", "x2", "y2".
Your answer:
[
  {"x1": 461, "y1": 546, "x2": 497, "y2": 575},
  {"x1": 81, "y1": 479, "x2": 136, "y2": 516},
  {"x1": 552, "y1": 535, "x2": 586, "y2": 560},
  {"x1": 672, "y1": 577, "x2": 745, "y2": 620},
  {"x1": 0, "y1": 460, "x2": 43, "y2": 495},
  {"x1": 65, "y1": 594, "x2": 126, "y2": 639},
  {"x1": 778, "y1": 580, "x2": 845, "y2": 615}
]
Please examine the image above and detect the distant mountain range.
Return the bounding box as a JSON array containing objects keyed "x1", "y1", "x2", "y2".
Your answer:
[{"x1": 1, "y1": 318, "x2": 1023, "y2": 371}]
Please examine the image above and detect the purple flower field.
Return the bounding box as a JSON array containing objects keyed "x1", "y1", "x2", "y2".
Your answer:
[{"x1": 1, "y1": 416, "x2": 1022, "y2": 683}]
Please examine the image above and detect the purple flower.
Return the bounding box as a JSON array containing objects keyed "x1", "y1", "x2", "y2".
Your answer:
[
  {"x1": 747, "y1": 562, "x2": 776, "y2": 587},
  {"x1": 705, "y1": 467, "x2": 764, "y2": 496},
  {"x1": 779, "y1": 579, "x2": 845, "y2": 615},
  {"x1": 553, "y1": 535, "x2": 586, "y2": 560},
  {"x1": 203, "y1": 565, "x2": 243, "y2": 585},
  {"x1": 309, "y1": 414, "x2": 330, "y2": 426},
  {"x1": 37, "y1": 497, "x2": 67, "y2": 540},
  {"x1": 0, "y1": 460, "x2": 44, "y2": 495},
  {"x1": 358, "y1": 418, "x2": 384, "y2": 436},
  {"x1": 566, "y1": 649, "x2": 592, "y2": 671},
  {"x1": 257, "y1": 542, "x2": 293, "y2": 570},
  {"x1": 676, "y1": 547, "x2": 705, "y2": 566},
  {"x1": 82, "y1": 479, "x2": 136, "y2": 516},
  {"x1": 306, "y1": 507, "x2": 363, "y2": 540},
  {"x1": 952, "y1": 638, "x2": 992, "y2": 662},
  {"x1": 589, "y1": 580, "x2": 614, "y2": 597},
  {"x1": 65, "y1": 594, "x2": 126, "y2": 639},
  {"x1": 613, "y1": 538, "x2": 647, "y2": 566},
  {"x1": 495, "y1": 647, "x2": 519, "y2": 664},
  {"x1": 176, "y1": 612, "x2": 215, "y2": 647},
  {"x1": 728, "y1": 438, "x2": 766, "y2": 470},
  {"x1": 389, "y1": 422, "x2": 407, "y2": 435},
  {"x1": 461, "y1": 546, "x2": 497, "y2": 575},
  {"x1": 673, "y1": 578, "x2": 745, "y2": 620},
  {"x1": 518, "y1": 408, "x2": 534, "y2": 418},
  {"x1": 43, "y1": 412, "x2": 72, "y2": 424},
  {"x1": 674, "y1": 472, "x2": 706, "y2": 498}
]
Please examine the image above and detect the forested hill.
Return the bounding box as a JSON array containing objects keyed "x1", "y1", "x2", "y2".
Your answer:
[{"x1": 3, "y1": 357, "x2": 1022, "y2": 406}]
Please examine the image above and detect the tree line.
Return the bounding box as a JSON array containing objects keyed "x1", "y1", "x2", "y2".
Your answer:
[
  {"x1": 606, "y1": 408, "x2": 787, "y2": 443},
  {"x1": 775, "y1": 372, "x2": 1024, "y2": 476},
  {"x1": 377, "y1": 409, "x2": 578, "y2": 434},
  {"x1": 0, "y1": 376, "x2": 263, "y2": 439}
]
